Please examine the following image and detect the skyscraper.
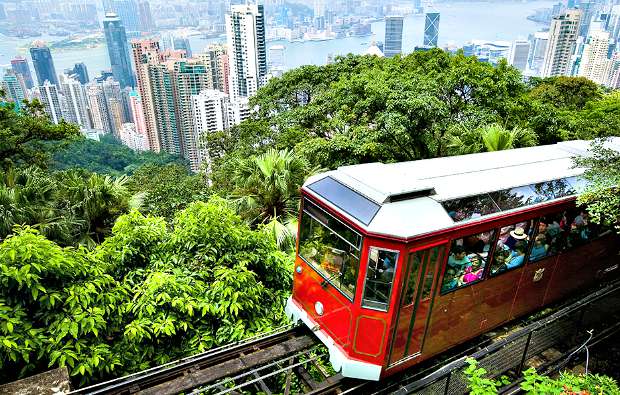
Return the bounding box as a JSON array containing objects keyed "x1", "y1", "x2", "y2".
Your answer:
[
  {"x1": 103, "y1": 13, "x2": 135, "y2": 88},
  {"x1": 11, "y1": 57, "x2": 34, "y2": 89},
  {"x1": 102, "y1": 78, "x2": 125, "y2": 135},
  {"x1": 226, "y1": 4, "x2": 267, "y2": 99},
  {"x1": 509, "y1": 40, "x2": 531, "y2": 71},
  {"x1": 424, "y1": 12, "x2": 440, "y2": 47},
  {"x1": 384, "y1": 16, "x2": 404, "y2": 57},
  {"x1": 173, "y1": 37, "x2": 192, "y2": 58},
  {"x1": 60, "y1": 74, "x2": 91, "y2": 129},
  {"x1": 30, "y1": 41, "x2": 58, "y2": 86},
  {"x1": 103, "y1": 0, "x2": 140, "y2": 32},
  {"x1": 541, "y1": 9, "x2": 581, "y2": 77},
  {"x1": 131, "y1": 39, "x2": 162, "y2": 151},
  {"x1": 38, "y1": 81, "x2": 64, "y2": 124},
  {"x1": 578, "y1": 1, "x2": 595, "y2": 37},
  {"x1": 2, "y1": 71, "x2": 27, "y2": 110},
  {"x1": 138, "y1": 1, "x2": 154, "y2": 31},
  {"x1": 71, "y1": 63, "x2": 90, "y2": 84},
  {"x1": 578, "y1": 28, "x2": 614, "y2": 85}
]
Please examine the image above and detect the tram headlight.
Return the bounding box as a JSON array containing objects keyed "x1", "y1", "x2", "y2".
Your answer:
[
  {"x1": 296, "y1": 265, "x2": 302, "y2": 274},
  {"x1": 314, "y1": 301, "x2": 324, "y2": 316}
]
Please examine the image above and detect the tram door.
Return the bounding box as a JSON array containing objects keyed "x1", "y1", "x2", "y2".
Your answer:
[{"x1": 388, "y1": 242, "x2": 446, "y2": 365}]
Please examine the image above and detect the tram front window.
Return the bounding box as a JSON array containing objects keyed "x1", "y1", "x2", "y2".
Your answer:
[
  {"x1": 298, "y1": 202, "x2": 361, "y2": 300},
  {"x1": 362, "y1": 248, "x2": 399, "y2": 311}
]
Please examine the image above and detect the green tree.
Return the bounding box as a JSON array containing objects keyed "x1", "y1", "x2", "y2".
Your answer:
[
  {"x1": 447, "y1": 124, "x2": 537, "y2": 155},
  {"x1": 127, "y1": 163, "x2": 210, "y2": 220},
  {"x1": 574, "y1": 139, "x2": 620, "y2": 233},
  {"x1": 0, "y1": 98, "x2": 81, "y2": 169},
  {"x1": 528, "y1": 76, "x2": 602, "y2": 110}
]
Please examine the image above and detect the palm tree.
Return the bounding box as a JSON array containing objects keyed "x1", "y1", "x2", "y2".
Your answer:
[
  {"x1": 230, "y1": 149, "x2": 318, "y2": 249},
  {"x1": 447, "y1": 124, "x2": 538, "y2": 155}
]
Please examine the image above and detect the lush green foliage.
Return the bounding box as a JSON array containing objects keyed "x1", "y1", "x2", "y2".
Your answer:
[
  {"x1": 0, "y1": 199, "x2": 291, "y2": 384},
  {"x1": 575, "y1": 140, "x2": 620, "y2": 233},
  {"x1": 464, "y1": 359, "x2": 620, "y2": 394},
  {"x1": 50, "y1": 134, "x2": 186, "y2": 176},
  {"x1": 0, "y1": 167, "x2": 131, "y2": 247},
  {"x1": 127, "y1": 163, "x2": 210, "y2": 220},
  {"x1": 0, "y1": 99, "x2": 81, "y2": 170}
]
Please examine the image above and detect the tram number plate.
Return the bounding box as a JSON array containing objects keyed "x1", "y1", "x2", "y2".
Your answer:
[{"x1": 533, "y1": 268, "x2": 545, "y2": 282}]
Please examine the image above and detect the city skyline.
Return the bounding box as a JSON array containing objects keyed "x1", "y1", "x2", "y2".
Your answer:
[{"x1": 0, "y1": 0, "x2": 619, "y2": 172}]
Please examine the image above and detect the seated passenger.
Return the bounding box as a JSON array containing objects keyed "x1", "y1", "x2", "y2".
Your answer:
[
  {"x1": 448, "y1": 245, "x2": 471, "y2": 270},
  {"x1": 441, "y1": 268, "x2": 459, "y2": 293},
  {"x1": 529, "y1": 234, "x2": 549, "y2": 261},
  {"x1": 505, "y1": 227, "x2": 528, "y2": 249},
  {"x1": 573, "y1": 211, "x2": 589, "y2": 227},
  {"x1": 506, "y1": 243, "x2": 527, "y2": 269},
  {"x1": 461, "y1": 264, "x2": 483, "y2": 283},
  {"x1": 465, "y1": 234, "x2": 486, "y2": 253}
]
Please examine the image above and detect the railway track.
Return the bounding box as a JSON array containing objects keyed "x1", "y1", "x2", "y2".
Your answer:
[
  {"x1": 69, "y1": 324, "x2": 316, "y2": 395},
  {"x1": 70, "y1": 279, "x2": 620, "y2": 395}
]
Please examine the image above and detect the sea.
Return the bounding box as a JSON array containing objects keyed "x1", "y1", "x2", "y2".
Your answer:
[{"x1": 0, "y1": 0, "x2": 557, "y2": 80}]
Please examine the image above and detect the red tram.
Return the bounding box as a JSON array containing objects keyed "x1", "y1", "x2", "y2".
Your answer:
[{"x1": 285, "y1": 140, "x2": 620, "y2": 380}]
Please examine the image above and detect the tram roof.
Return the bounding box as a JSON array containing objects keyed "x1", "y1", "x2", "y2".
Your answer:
[{"x1": 302, "y1": 139, "x2": 620, "y2": 239}]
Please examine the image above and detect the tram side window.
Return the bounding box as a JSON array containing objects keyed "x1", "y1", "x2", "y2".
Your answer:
[
  {"x1": 529, "y1": 212, "x2": 566, "y2": 262},
  {"x1": 298, "y1": 206, "x2": 361, "y2": 300},
  {"x1": 490, "y1": 220, "x2": 534, "y2": 275},
  {"x1": 565, "y1": 207, "x2": 601, "y2": 248},
  {"x1": 362, "y1": 248, "x2": 399, "y2": 311},
  {"x1": 441, "y1": 230, "x2": 495, "y2": 294}
]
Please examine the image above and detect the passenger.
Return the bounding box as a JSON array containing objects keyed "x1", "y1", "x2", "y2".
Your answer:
[
  {"x1": 464, "y1": 234, "x2": 486, "y2": 253},
  {"x1": 529, "y1": 234, "x2": 549, "y2": 261},
  {"x1": 441, "y1": 268, "x2": 459, "y2": 292},
  {"x1": 448, "y1": 245, "x2": 471, "y2": 270},
  {"x1": 505, "y1": 227, "x2": 528, "y2": 250},
  {"x1": 573, "y1": 211, "x2": 589, "y2": 227},
  {"x1": 506, "y1": 243, "x2": 527, "y2": 269},
  {"x1": 382, "y1": 254, "x2": 395, "y2": 281},
  {"x1": 462, "y1": 264, "x2": 483, "y2": 283}
]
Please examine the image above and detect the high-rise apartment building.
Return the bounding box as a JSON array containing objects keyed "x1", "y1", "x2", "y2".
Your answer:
[
  {"x1": 528, "y1": 31, "x2": 550, "y2": 75},
  {"x1": 172, "y1": 59, "x2": 212, "y2": 171},
  {"x1": 149, "y1": 60, "x2": 180, "y2": 156},
  {"x1": 131, "y1": 39, "x2": 162, "y2": 151},
  {"x1": 227, "y1": 97, "x2": 250, "y2": 127},
  {"x1": 384, "y1": 16, "x2": 404, "y2": 57},
  {"x1": 11, "y1": 57, "x2": 34, "y2": 89},
  {"x1": 128, "y1": 90, "x2": 149, "y2": 150},
  {"x1": 578, "y1": 28, "x2": 614, "y2": 85},
  {"x1": 541, "y1": 10, "x2": 581, "y2": 77},
  {"x1": 509, "y1": 40, "x2": 531, "y2": 71},
  {"x1": 60, "y1": 74, "x2": 91, "y2": 129},
  {"x1": 103, "y1": 13, "x2": 136, "y2": 88},
  {"x1": 102, "y1": 78, "x2": 125, "y2": 135},
  {"x1": 2, "y1": 71, "x2": 27, "y2": 110},
  {"x1": 30, "y1": 41, "x2": 58, "y2": 86},
  {"x1": 38, "y1": 81, "x2": 64, "y2": 124},
  {"x1": 119, "y1": 123, "x2": 148, "y2": 151},
  {"x1": 226, "y1": 4, "x2": 267, "y2": 99},
  {"x1": 86, "y1": 83, "x2": 114, "y2": 134},
  {"x1": 198, "y1": 44, "x2": 229, "y2": 94},
  {"x1": 192, "y1": 89, "x2": 231, "y2": 170},
  {"x1": 424, "y1": 12, "x2": 440, "y2": 47}
]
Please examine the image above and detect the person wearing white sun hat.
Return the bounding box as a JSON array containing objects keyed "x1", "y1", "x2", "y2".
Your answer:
[{"x1": 506, "y1": 227, "x2": 529, "y2": 250}]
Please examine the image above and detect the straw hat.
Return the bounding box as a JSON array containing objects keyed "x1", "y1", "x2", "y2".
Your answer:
[{"x1": 510, "y1": 227, "x2": 528, "y2": 240}]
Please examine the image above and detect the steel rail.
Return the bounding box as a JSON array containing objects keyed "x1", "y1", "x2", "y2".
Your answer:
[{"x1": 70, "y1": 324, "x2": 309, "y2": 395}]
